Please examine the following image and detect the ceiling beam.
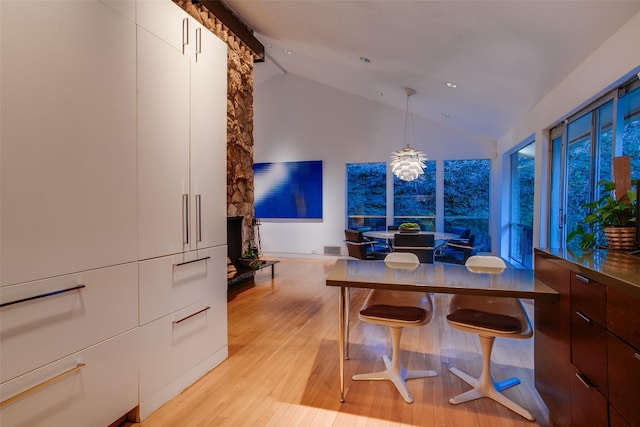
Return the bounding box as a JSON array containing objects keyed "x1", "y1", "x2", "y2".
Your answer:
[{"x1": 197, "y1": 0, "x2": 265, "y2": 62}]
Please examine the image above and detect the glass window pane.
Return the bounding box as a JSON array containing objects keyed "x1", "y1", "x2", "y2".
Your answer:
[
  {"x1": 597, "y1": 100, "x2": 613, "y2": 185},
  {"x1": 392, "y1": 161, "x2": 436, "y2": 231},
  {"x1": 622, "y1": 86, "x2": 640, "y2": 180},
  {"x1": 548, "y1": 134, "x2": 564, "y2": 248},
  {"x1": 346, "y1": 162, "x2": 386, "y2": 230},
  {"x1": 566, "y1": 112, "x2": 592, "y2": 245},
  {"x1": 443, "y1": 159, "x2": 491, "y2": 251},
  {"x1": 509, "y1": 142, "x2": 535, "y2": 267}
]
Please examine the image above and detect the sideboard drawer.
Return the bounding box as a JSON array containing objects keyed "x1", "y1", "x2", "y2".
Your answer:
[
  {"x1": 571, "y1": 272, "x2": 606, "y2": 326},
  {"x1": 608, "y1": 332, "x2": 640, "y2": 427},
  {"x1": 0, "y1": 329, "x2": 138, "y2": 427},
  {"x1": 571, "y1": 309, "x2": 608, "y2": 397},
  {"x1": 139, "y1": 292, "x2": 227, "y2": 419},
  {"x1": 139, "y1": 245, "x2": 226, "y2": 325},
  {"x1": 0, "y1": 262, "x2": 138, "y2": 383},
  {"x1": 571, "y1": 365, "x2": 608, "y2": 427},
  {"x1": 607, "y1": 286, "x2": 640, "y2": 350}
]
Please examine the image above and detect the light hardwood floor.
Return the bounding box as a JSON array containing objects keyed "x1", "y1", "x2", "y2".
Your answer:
[{"x1": 132, "y1": 257, "x2": 549, "y2": 427}]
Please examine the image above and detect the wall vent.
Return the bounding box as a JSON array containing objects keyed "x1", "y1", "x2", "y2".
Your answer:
[{"x1": 323, "y1": 246, "x2": 342, "y2": 255}]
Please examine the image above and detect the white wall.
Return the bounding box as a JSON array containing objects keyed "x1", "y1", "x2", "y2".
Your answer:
[
  {"x1": 496, "y1": 9, "x2": 640, "y2": 256},
  {"x1": 252, "y1": 74, "x2": 495, "y2": 256}
]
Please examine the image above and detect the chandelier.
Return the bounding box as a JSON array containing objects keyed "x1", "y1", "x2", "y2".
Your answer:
[{"x1": 390, "y1": 87, "x2": 426, "y2": 182}]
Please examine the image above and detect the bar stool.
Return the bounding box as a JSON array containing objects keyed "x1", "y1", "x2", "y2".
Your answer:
[
  {"x1": 446, "y1": 255, "x2": 535, "y2": 420},
  {"x1": 352, "y1": 252, "x2": 438, "y2": 403}
]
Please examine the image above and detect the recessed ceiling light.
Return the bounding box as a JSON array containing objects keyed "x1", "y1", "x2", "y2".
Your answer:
[
  {"x1": 283, "y1": 49, "x2": 293, "y2": 55},
  {"x1": 446, "y1": 82, "x2": 458, "y2": 88},
  {"x1": 360, "y1": 56, "x2": 371, "y2": 63},
  {"x1": 376, "y1": 91, "x2": 384, "y2": 96},
  {"x1": 442, "y1": 113, "x2": 451, "y2": 118}
]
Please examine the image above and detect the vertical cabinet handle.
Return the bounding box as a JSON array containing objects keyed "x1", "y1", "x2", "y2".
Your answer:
[
  {"x1": 195, "y1": 27, "x2": 202, "y2": 62},
  {"x1": 182, "y1": 18, "x2": 189, "y2": 54},
  {"x1": 196, "y1": 194, "x2": 202, "y2": 242},
  {"x1": 183, "y1": 194, "x2": 189, "y2": 245}
]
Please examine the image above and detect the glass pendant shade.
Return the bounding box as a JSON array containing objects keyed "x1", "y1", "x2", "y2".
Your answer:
[{"x1": 390, "y1": 87, "x2": 426, "y2": 182}]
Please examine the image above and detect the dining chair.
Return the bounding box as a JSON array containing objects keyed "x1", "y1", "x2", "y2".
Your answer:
[
  {"x1": 352, "y1": 252, "x2": 438, "y2": 403},
  {"x1": 344, "y1": 229, "x2": 389, "y2": 260},
  {"x1": 434, "y1": 235, "x2": 477, "y2": 264},
  {"x1": 446, "y1": 255, "x2": 535, "y2": 421},
  {"x1": 393, "y1": 233, "x2": 435, "y2": 263}
]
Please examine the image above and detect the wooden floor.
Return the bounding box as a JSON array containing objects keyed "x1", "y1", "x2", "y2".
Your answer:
[{"x1": 133, "y1": 258, "x2": 549, "y2": 427}]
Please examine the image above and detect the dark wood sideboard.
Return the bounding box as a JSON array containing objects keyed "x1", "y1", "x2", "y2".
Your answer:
[{"x1": 534, "y1": 249, "x2": 640, "y2": 427}]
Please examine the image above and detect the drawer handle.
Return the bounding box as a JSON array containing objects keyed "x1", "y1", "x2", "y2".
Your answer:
[
  {"x1": 0, "y1": 284, "x2": 85, "y2": 308},
  {"x1": 575, "y1": 274, "x2": 590, "y2": 283},
  {"x1": 635, "y1": 353, "x2": 640, "y2": 362},
  {"x1": 0, "y1": 363, "x2": 86, "y2": 407},
  {"x1": 173, "y1": 306, "x2": 210, "y2": 324},
  {"x1": 575, "y1": 372, "x2": 594, "y2": 389},
  {"x1": 174, "y1": 256, "x2": 210, "y2": 267},
  {"x1": 576, "y1": 311, "x2": 592, "y2": 324}
]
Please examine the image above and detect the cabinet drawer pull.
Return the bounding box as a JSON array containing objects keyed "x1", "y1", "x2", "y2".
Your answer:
[
  {"x1": 575, "y1": 274, "x2": 590, "y2": 283},
  {"x1": 576, "y1": 311, "x2": 592, "y2": 324},
  {"x1": 0, "y1": 284, "x2": 85, "y2": 308},
  {"x1": 0, "y1": 363, "x2": 86, "y2": 407},
  {"x1": 196, "y1": 194, "x2": 202, "y2": 242},
  {"x1": 173, "y1": 306, "x2": 210, "y2": 324},
  {"x1": 635, "y1": 352, "x2": 640, "y2": 362},
  {"x1": 575, "y1": 372, "x2": 593, "y2": 389},
  {"x1": 174, "y1": 256, "x2": 210, "y2": 267},
  {"x1": 183, "y1": 193, "x2": 189, "y2": 245},
  {"x1": 182, "y1": 18, "x2": 189, "y2": 53}
]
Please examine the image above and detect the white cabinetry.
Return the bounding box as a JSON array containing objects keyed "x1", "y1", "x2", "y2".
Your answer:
[
  {"x1": 0, "y1": 263, "x2": 139, "y2": 426},
  {"x1": 0, "y1": 0, "x2": 137, "y2": 286},
  {"x1": 135, "y1": 1, "x2": 228, "y2": 421},
  {"x1": 137, "y1": 0, "x2": 227, "y2": 260},
  {"x1": 138, "y1": 247, "x2": 228, "y2": 419}
]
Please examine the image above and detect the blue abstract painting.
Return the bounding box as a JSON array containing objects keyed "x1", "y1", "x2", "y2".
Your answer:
[{"x1": 254, "y1": 160, "x2": 323, "y2": 219}]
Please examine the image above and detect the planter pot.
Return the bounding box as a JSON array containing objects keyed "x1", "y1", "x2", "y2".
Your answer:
[{"x1": 604, "y1": 227, "x2": 636, "y2": 250}]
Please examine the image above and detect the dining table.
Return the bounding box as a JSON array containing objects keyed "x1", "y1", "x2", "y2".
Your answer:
[
  {"x1": 362, "y1": 230, "x2": 459, "y2": 251},
  {"x1": 325, "y1": 257, "x2": 559, "y2": 402}
]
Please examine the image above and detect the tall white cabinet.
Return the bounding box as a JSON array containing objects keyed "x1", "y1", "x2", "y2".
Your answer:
[
  {"x1": 136, "y1": 0, "x2": 229, "y2": 418},
  {"x1": 0, "y1": 0, "x2": 228, "y2": 425}
]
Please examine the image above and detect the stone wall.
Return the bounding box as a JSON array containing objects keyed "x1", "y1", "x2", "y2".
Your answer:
[{"x1": 175, "y1": 1, "x2": 256, "y2": 251}]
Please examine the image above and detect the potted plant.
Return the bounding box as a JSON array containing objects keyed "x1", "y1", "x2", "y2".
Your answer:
[
  {"x1": 567, "y1": 180, "x2": 637, "y2": 250},
  {"x1": 398, "y1": 222, "x2": 421, "y2": 233},
  {"x1": 241, "y1": 247, "x2": 262, "y2": 269}
]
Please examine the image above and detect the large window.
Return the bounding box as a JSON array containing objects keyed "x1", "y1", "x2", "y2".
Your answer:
[
  {"x1": 621, "y1": 85, "x2": 640, "y2": 179},
  {"x1": 392, "y1": 161, "x2": 436, "y2": 230},
  {"x1": 443, "y1": 159, "x2": 491, "y2": 251},
  {"x1": 346, "y1": 162, "x2": 387, "y2": 230},
  {"x1": 509, "y1": 142, "x2": 535, "y2": 268},
  {"x1": 549, "y1": 77, "x2": 639, "y2": 249}
]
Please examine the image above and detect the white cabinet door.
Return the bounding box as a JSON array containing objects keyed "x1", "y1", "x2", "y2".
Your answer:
[
  {"x1": 0, "y1": 0, "x2": 137, "y2": 286},
  {"x1": 139, "y1": 245, "x2": 226, "y2": 325},
  {"x1": 0, "y1": 262, "x2": 138, "y2": 383},
  {"x1": 139, "y1": 294, "x2": 228, "y2": 419},
  {"x1": 137, "y1": 26, "x2": 190, "y2": 260},
  {"x1": 190, "y1": 24, "x2": 228, "y2": 249},
  {"x1": 0, "y1": 330, "x2": 138, "y2": 427},
  {"x1": 136, "y1": 0, "x2": 189, "y2": 53}
]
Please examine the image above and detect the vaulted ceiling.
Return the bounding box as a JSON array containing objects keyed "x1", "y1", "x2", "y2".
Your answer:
[{"x1": 223, "y1": 0, "x2": 640, "y2": 141}]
